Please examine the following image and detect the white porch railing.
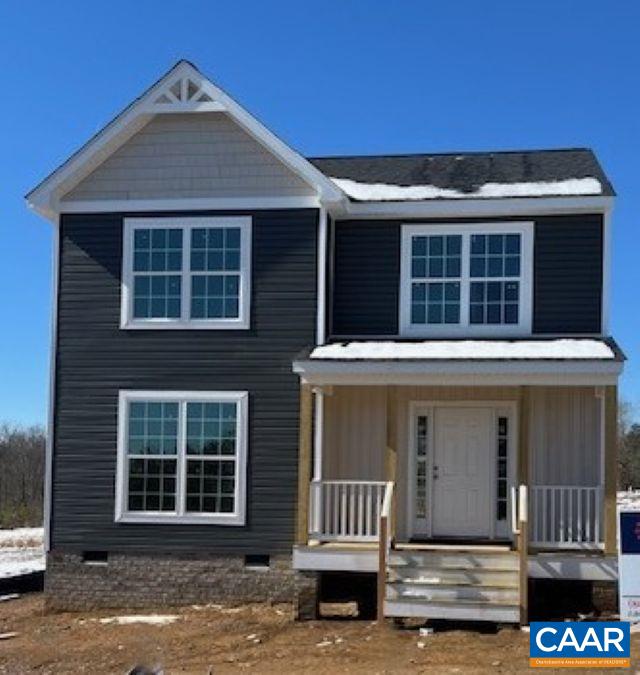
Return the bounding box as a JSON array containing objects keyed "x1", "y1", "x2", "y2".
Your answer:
[
  {"x1": 309, "y1": 480, "x2": 388, "y2": 542},
  {"x1": 529, "y1": 485, "x2": 603, "y2": 549}
]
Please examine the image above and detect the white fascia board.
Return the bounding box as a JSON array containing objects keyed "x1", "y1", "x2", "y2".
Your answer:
[
  {"x1": 529, "y1": 554, "x2": 617, "y2": 581},
  {"x1": 292, "y1": 358, "x2": 623, "y2": 387},
  {"x1": 330, "y1": 195, "x2": 614, "y2": 220},
  {"x1": 293, "y1": 545, "x2": 378, "y2": 572},
  {"x1": 296, "y1": 372, "x2": 621, "y2": 387},
  {"x1": 26, "y1": 61, "x2": 346, "y2": 223},
  {"x1": 60, "y1": 195, "x2": 321, "y2": 214}
]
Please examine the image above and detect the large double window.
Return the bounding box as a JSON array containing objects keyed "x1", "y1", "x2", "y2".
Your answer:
[
  {"x1": 116, "y1": 391, "x2": 248, "y2": 525},
  {"x1": 401, "y1": 223, "x2": 533, "y2": 336},
  {"x1": 122, "y1": 217, "x2": 251, "y2": 329}
]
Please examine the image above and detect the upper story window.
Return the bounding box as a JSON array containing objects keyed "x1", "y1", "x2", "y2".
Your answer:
[
  {"x1": 400, "y1": 222, "x2": 533, "y2": 336},
  {"x1": 121, "y1": 216, "x2": 251, "y2": 329},
  {"x1": 115, "y1": 390, "x2": 248, "y2": 525}
]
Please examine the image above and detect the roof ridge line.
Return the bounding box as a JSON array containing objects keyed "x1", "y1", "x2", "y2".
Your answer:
[{"x1": 308, "y1": 147, "x2": 594, "y2": 161}]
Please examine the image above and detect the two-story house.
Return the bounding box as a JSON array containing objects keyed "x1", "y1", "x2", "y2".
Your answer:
[{"x1": 27, "y1": 61, "x2": 624, "y2": 623}]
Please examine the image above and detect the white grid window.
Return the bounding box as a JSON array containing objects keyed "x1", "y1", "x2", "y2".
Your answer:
[
  {"x1": 116, "y1": 391, "x2": 248, "y2": 525},
  {"x1": 400, "y1": 222, "x2": 533, "y2": 336},
  {"x1": 122, "y1": 217, "x2": 251, "y2": 329},
  {"x1": 469, "y1": 234, "x2": 521, "y2": 325},
  {"x1": 410, "y1": 235, "x2": 461, "y2": 325}
]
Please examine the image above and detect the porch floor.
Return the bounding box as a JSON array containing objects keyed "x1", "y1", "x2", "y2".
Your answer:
[
  {"x1": 293, "y1": 541, "x2": 616, "y2": 581},
  {"x1": 305, "y1": 540, "x2": 511, "y2": 552}
]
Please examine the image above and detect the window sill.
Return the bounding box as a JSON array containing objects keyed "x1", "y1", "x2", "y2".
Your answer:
[
  {"x1": 400, "y1": 324, "x2": 532, "y2": 338},
  {"x1": 116, "y1": 513, "x2": 246, "y2": 526},
  {"x1": 120, "y1": 319, "x2": 250, "y2": 330}
]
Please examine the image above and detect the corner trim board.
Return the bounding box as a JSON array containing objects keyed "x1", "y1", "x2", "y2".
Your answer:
[
  {"x1": 44, "y1": 224, "x2": 59, "y2": 552},
  {"x1": 316, "y1": 207, "x2": 327, "y2": 344}
]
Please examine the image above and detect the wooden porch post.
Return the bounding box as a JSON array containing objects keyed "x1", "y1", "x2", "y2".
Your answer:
[
  {"x1": 518, "y1": 386, "x2": 530, "y2": 488},
  {"x1": 296, "y1": 383, "x2": 313, "y2": 546},
  {"x1": 517, "y1": 386, "x2": 530, "y2": 625},
  {"x1": 385, "y1": 386, "x2": 398, "y2": 482},
  {"x1": 603, "y1": 385, "x2": 618, "y2": 556}
]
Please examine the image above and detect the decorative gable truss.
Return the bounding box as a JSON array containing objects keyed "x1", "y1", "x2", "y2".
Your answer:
[
  {"x1": 26, "y1": 60, "x2": 345, "y2": 220},
  {"x1": 145, "y1": 72, "x2": 225, "y2": 113}
]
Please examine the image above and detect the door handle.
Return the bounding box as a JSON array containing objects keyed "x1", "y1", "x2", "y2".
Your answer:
[{"x1": 432, "y1": 465, "x2": 439, "y2": 480}]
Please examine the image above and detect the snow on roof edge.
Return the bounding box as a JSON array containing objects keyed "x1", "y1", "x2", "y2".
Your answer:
[
  {"x1": 331, "y1": 177, "x2": 603, "y2": 202},
  {"x1": 309, "y1": 340, "x2": 616, "y2": 361}
]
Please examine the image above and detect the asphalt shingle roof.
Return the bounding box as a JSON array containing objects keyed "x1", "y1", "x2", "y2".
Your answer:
[{"x1": 309, "y1": 148, "x2": 614, "y2": 199}]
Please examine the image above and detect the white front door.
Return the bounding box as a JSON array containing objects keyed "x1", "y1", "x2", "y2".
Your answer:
[{"x1": 430, "y1": 407, "x2": 494, "y2": 538}]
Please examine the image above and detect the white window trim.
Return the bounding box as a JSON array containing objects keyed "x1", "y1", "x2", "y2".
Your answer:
[
  {"x1": 115, "y1": 390, "x2": 248, "y2": 525},
  {"x1": 121, "y1": 216, "x2": 252, "y2": 330},
  {"x1": 400, "y1": 222, "x2": 534, "y2": 337}
]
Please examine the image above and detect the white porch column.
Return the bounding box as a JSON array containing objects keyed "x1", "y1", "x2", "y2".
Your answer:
[
  {"x1": 596, "y1": 386, "x2": 605, "y2": 492},
  {"x1": 312, "y1": 387, "x2": 325, "y2": 534},
  {"x1": 313, "y1": 387, "x2": 324, "y2": 482}
]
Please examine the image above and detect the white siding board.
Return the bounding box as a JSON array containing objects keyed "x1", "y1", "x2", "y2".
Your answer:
[
  {"x1": 323, "y1": 386, "x2": 386, "y2": 481},
  {"x1": 529, "y1": 387, "x2": 600, "y2": 486},
  {"x1": 61, "y1": 113, "x2": 315, "y2": 202}
]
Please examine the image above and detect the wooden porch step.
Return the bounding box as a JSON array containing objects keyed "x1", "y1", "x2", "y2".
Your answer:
[
  {"x1": 395, "y1": 543, "x2": 512, "y2": 553},
  {"x1": 387, "y1": 566, "x2": 519, "y2": 587},
  {"x1": 386, "y1": 581, "x2": 519, "y2": 604},
  {"x1": 389, "y1": 550, "x2": 519, "y2": 571},
  {"x1": 384, "y1": 597, "x2": 520, "y2": 623},
  {"x1": 384, "y1": 546, "x2": 522, "y2": 622}
]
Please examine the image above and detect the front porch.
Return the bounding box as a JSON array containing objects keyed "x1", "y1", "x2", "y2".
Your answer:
[
  {"x1": 297, "y1": 384, "x2": 615, "y2": 551},
  {"x1": 292, "y1": 380, "x2": 619, "y2": 622}
]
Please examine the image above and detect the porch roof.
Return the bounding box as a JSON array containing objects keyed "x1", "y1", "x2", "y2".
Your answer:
[{"x1": 292, "y1": 338, "x2": 624, "y2": 386}]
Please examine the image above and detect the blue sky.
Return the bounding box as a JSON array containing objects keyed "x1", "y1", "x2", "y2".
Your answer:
[{"x1": 1, "y1": 1, "x2": 639, "y2": 425}]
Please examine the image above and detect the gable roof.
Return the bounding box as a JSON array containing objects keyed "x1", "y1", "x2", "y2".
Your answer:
[
  {"x1": 26, "y1": 60, "x2": 345, "y2": 220},
  {"x1": 310, "y1": 148, "x2": 615, "y2": 201},
  {"x1": 27, "y1": 60, "x2": 614, "y2": 220}
]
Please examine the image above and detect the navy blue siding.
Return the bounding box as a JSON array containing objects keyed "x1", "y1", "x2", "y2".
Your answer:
[
  {"x1": 533, "y1": 215, "x2": 603, "y2": 334},
  {"x1": 332, "y1": 220, "x2": 400, "y2": 336},
  {"x1": 330, "y1": 215, "x2": 603, "y2": 337},
  {"x1": 52, "y1": 209, "x2": 317, "y2": 554}
]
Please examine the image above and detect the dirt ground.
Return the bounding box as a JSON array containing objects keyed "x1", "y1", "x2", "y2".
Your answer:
[{"x1": 0, "y1": 594, "x2": 637, "y2": 674}]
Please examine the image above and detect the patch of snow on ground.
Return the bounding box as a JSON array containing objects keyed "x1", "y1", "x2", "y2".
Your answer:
[
  {"x1": 0, "y1": 527, "x2": 44, "y2": 579},
  {"x1": 0, "y1": 547, "x2": 45, "y2": 579},
  {"x1": 310, "y1": 339, "x2": 615, "y2": 361},
  {"x1": 618, "y1": 490, "x2": 640, "y2": 510},
  {"x1": 331, "y1": 177, "x2": 603, "y2": 201},
  {"x1": 98, "y1": 615, "x2": 179, "y2": 626},
  {"x1": 0, "y1": 527, "x2": 43, "y2": 547}
]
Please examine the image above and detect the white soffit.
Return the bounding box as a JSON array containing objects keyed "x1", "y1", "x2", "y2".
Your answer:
[{"x1": 26, "y1": 60, "x2": 345, "y2": 221}]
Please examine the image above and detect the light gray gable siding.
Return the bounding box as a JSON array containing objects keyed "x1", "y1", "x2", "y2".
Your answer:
[
  {"x1": 61, "y1": 113, "x2": 315, "y2": 202},
  {"x1": 52, "y1": 209, "x2": 318, "y2": 554}
]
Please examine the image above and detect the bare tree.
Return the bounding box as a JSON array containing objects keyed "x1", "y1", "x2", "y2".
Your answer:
[
  {"x1": 0, "y1": 423, "x2": 45, "y2": 528},
  {"x1": 618, "y1": 401, "x2": 640, "y2": 490}
]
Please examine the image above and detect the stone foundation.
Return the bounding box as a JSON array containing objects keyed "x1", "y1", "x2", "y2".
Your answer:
[{"x1": 45, "y1": 551, "x2": 318, "y2": 618}]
